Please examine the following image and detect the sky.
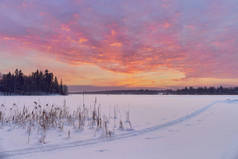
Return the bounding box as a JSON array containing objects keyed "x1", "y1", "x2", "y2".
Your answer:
[{"x1": 0, "y1": 0, "x2": 238, "y2": 88}]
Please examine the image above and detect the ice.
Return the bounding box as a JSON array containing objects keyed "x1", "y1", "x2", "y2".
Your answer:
[{"x1": 0, "y1": 95, "x2": 238, "y2": 159}]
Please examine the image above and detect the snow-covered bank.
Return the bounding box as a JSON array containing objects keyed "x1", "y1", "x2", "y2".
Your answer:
[{"x1": 0, "y1": 95, "x2": 238, "y2": 159}]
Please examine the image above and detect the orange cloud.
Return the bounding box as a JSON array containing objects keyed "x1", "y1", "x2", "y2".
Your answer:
[
  {"x1": 110, "y1": 42, "x2": 122, "y2": 47},
  {"x1": 78, "y1": 38, "x2": 88, "y2": 43},
  {"x1": 163, "y1": 22, "x2": 171, "y2": 29}
]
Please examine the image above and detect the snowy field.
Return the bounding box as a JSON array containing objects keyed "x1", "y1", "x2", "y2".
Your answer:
[{"x1": 0, "y1": 95, "x2": 238, "y2": 159}]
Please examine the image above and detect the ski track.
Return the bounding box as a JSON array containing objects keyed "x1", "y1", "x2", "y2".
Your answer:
[{"x1": 0, "y1": 99, "x2": 235, "y2": 158}]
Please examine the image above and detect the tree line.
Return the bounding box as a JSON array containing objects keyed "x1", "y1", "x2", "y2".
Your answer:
[
  {"x1": 164, "y1": 86, "x2": 238, "y2": 95},
  {"x1": 0, "y1": 69, "x2": 68, "y2": 95},
  {"x1": 75, "y1": 86, "x2": 238, "y2": 95}
]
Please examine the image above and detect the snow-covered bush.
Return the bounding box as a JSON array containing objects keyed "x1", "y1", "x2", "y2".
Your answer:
[{"x1": 0, "y1": 99, "x2": 133, "y2": 144}]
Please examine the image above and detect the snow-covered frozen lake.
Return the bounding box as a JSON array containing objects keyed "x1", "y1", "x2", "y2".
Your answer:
[{"x1": 1, "y1": 95, "x2": 238, "y2": 159}]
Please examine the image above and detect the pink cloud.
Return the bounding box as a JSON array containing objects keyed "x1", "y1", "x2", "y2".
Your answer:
[{"x1": 0, "y1": 0, "x2": 237, "y2": 83}]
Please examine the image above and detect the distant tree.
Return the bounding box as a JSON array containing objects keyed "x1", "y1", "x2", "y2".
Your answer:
[
  {"x1": 53, "y1": 77, "x2": 59, "y2": 93},
  {"x1": 0, "y1": 69, "x2": 68, "y2": 95},
  {"x1": 169, "y1": 86, "x2": 238, "y2": 95}
]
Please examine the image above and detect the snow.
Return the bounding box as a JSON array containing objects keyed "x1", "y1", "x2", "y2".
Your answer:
[{"x1": 0, "y1": 95, "x2": 238, "y2": 159}]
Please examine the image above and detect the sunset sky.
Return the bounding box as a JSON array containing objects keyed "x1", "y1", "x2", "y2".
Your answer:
[{"x1": 0, "y1": 0, "x2": 238, "y2": 88}]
